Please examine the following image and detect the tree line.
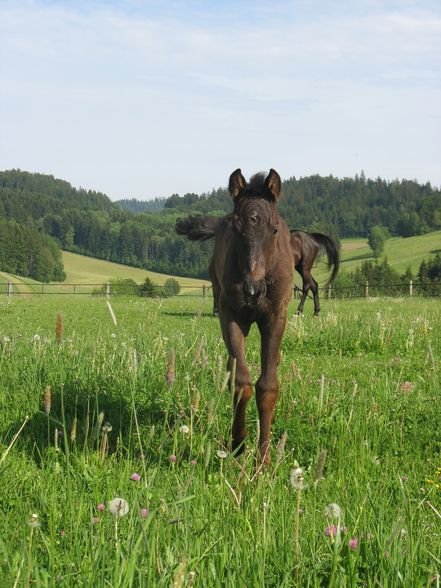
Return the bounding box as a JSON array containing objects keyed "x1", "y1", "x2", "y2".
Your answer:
[{"x1": 1, "y1": 169, "x2": 440, "y2": 281}]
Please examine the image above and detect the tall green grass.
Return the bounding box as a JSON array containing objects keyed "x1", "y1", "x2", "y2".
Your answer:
[{"x1": 0, "y1": 295, "x2": 440, "y2": 586}]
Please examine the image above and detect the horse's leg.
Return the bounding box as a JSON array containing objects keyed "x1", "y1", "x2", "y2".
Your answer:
[
  {"x1": 296, "y1": 277, "x2": 309, "y2": 315},
  {"x1": 256, "y1": 313, "x2": 287, "y2": 464},
  {"x1": 310, "y1": 275, "x2": 320, "y2": 316},
  {"x1": 219, "y1": 311, "x2": 252, "y2": 455}
]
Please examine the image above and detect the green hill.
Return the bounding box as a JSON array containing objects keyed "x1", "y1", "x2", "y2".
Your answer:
[
  {"x1": 0, "y1": 251, "x2": 209, "y2": 295},
  {"x1": 296, "y1": 231, "x2": 441, "y2": 287}
]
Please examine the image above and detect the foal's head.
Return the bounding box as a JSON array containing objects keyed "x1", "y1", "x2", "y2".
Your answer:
[{"x1": 228, "y1": 168, "x2": 282, "y2": 299}]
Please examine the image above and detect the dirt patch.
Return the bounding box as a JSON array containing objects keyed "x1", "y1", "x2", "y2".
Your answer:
[{"x1": 341, "y1": 241, "x2": 367, "y2": 251}]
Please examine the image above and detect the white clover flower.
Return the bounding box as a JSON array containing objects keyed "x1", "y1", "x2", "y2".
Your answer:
[
  {"x1": 109, "y1": 498, "x2": 129, "y2": 517},
  {"x1": 111, "y1": 333, "x2": 117, "y2": 339},
  {"x1": 325, "y1": 503, "x2": 342, "y2": 519},
  {"x1": 2, "y1": 335, "x2": 10, "y2": 343},
  {"x1": 32, "y1": 334, "x2": 41, "y2": 342},
  {"x1": 290, "y1": 467, "x2": 307, "y2": 490},
  {"x1": 179, "y1": 425, "x2": 190, "y2": 434},
  {"x1": 216, "y1": 450, "x2": 228, "y2": 459}
]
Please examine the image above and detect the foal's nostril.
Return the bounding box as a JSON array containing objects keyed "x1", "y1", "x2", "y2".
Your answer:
[{"x1": 243, "y1": 281, "x2": 255, "y2": 296}]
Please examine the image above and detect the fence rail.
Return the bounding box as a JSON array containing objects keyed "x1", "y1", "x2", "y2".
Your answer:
[{"x1": 1, "y1": 280, "x2": 440, "y2": 298}]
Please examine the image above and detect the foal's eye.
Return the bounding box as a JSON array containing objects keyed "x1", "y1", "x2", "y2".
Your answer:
[{"x1": 273, "y1": 225, "x2": 279, "y2": 235}]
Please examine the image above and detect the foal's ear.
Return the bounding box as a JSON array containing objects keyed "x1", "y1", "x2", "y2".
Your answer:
[
  {"x1": 228, "y1": 168, "x2": 247, "y2": 199},
  {"x1": 264, "y1": 169, "x2": 282, "y2": 200}
]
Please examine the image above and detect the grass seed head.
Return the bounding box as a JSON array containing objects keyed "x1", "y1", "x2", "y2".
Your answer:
[
  {"x1": 43, "y1": 385, "x2": 52, "y2": 415},
  {"x1": 55, "y1": 313, "x2": 63, "y2": 344}
]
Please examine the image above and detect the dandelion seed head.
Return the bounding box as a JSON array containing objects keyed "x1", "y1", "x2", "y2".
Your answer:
[
  {"x1": 216, "y1": 450, "x2": 228, "y2": 459},
  {"x1": 29, "y1": 513, "x2": 40, "y2": 528},
  {"x1": 179, "y1": 425, "x2": 190, "y2": 434},
  {"x1": 109, "y1": 498, "x2": 129, "y2": 517},
  {"x1": 325, "y1": 503, "x2": 342, "y2": 519},
  {"x1": 290, "y1": 467, "x2": 307, "y2": 490}
]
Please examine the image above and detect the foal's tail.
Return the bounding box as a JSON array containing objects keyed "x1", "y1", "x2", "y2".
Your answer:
[
  {"x1": 309, "y1": 233, "x2": 340, "y2": 284},
  {"x1": 175, "y1": 215, "x2": 222, "y2": 241}
]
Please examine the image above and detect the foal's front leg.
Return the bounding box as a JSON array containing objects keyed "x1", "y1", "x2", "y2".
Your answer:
[
  {"x1": 219, "y1": 311, "x2": 252, "y2": 455},
  {"x1": 256, "y1": 312, "x2": 287, "y2": 464}
]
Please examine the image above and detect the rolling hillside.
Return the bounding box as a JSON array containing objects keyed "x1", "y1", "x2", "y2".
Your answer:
[
  {"x1": 1, "y1": 231, "x2": 440, "y2": 294},
  {"x1": 296, "y1": 230, "x2": 441, "y2": 286},
  {"x1": 0, "y1": 252, "x2": 209, "y2": 295}
]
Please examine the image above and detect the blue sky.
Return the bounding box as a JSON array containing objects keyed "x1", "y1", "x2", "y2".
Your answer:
[{"x1": 0, "y1": 0, "x2": 440, "y2": 200}]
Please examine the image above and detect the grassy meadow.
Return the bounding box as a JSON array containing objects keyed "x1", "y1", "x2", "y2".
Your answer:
[{"x1": 0, "y1": 294, "x2": 440, "y2": 586}]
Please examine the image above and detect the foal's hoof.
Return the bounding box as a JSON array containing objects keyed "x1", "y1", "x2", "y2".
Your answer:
[
  {"x1": 313, "y1": 311, "x2": 320, "y2": 317},
  {"x1": 232, "y1": 439, "x2": 246, "y2": 457},
  {"x1": 295, "y1": 310, "x2": 303, "y2": 316}
]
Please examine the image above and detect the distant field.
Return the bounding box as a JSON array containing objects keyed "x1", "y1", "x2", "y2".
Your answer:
[
  {"x1": 0, "y1": 252, "x2": 209, "y2": 295},
  {"x1": 1, "y1": 231, "x2": 440, "y2": 293}
]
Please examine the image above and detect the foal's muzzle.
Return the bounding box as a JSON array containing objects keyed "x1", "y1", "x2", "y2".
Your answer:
[{"x1": 243, "y1": 278, "x2": 266, "y2": 302}]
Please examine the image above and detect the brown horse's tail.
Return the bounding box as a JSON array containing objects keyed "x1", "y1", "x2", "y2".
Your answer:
[
  {"x1": 175, "y1": 215, "x2": 222, "y2": 241},
  {"x1": 309, "y1": 233, "x2": 340, "y2": 284}
]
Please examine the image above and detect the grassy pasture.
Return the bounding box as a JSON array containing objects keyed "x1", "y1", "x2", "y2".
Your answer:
[{"x1": 0, "y1": 295, "x2": 440, "y2": 586}]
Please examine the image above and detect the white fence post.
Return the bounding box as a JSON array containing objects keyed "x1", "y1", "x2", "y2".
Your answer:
[
  {"x1": 409, "y1": 280, "x2": 413, "y2": 297},
  {"x1": 365, "y1": 280, "x2": 369, "y2": 298},
  {"x1": 106, "y1": 282, "x2": 110, "y2": 300},
  {"x1": 8, "y1": 281, "x2": 12, "y2": 300}
]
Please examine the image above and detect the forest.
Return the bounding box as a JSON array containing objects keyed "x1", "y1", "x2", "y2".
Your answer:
[{"x1": 0, "y1": 169, "x2": 440, "y2": 280}]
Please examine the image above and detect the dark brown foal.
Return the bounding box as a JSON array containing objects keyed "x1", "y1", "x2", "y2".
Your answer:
[{"x1": 176, "y1": 169, "x2": 293, "y2": 463}]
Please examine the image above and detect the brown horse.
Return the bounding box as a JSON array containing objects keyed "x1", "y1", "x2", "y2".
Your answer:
[
  {"x1": 291, "y1": 230, "x2": 340, "y2": 316},
  {"x1": 176, "y1": 169, "x2": 293, "y2": 463}
]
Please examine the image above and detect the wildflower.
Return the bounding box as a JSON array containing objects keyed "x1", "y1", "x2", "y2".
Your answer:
[
  {"x1": 179, "y1": 425, "x2": 190, "y2": 434},
  {"x1": 29, "y1": 513, "x2": 40, "y2": 528},
  {"x1": 109, "y1": 498, "x2": 129, "y2": 517},
  {"x1": 400, "y1": 381, "x2": 414, "y2": 393},
  {"x1": 401, "y1": 475, "x2": 408, "y2": 482},
  {"x1": 32, "y1": 334, "x2": 41, "y2": 342},
  {"x1": 290, "y1": 467, "x2": 307, "y2": 490},
  {"x1": 169, "y1": 454, "x2": 177, "y2": 463},
  {"x1": 130, "y1": 472, "x2": 141, "y2": 481},
  {"x1": 190, "y1": 459, "x2": 197, "y2": 466},
  {"x1": 111, "y1": 333, "x2": 117, "y2": 339},
  {"x1": 324, "y1": 525, "x2": 337, "y2": 537},
  {"x1": 60, "y1": 529, "x2": 65, "y2": 537},
  {"x1": 140, "y1": 508, "x2": 149, "y2": 519},
  {"x1": 349, "y1": 537, "x2": 358, "y2": 550},
  {"x1": 325, "y1": 503, "x2": 342, "y2": 519},
  {"x1": 2, "y1": 335, "x2": 10, "y2": 343},
  {"x1": 97, "y1": 503, "x2": 105, "y2": 512},
  {"x1": 216, "y1": 450, "x2": 228, "y2": 459},
  {"x1": 92, "y1": 516, "x2": 99, "y2": 525}
]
